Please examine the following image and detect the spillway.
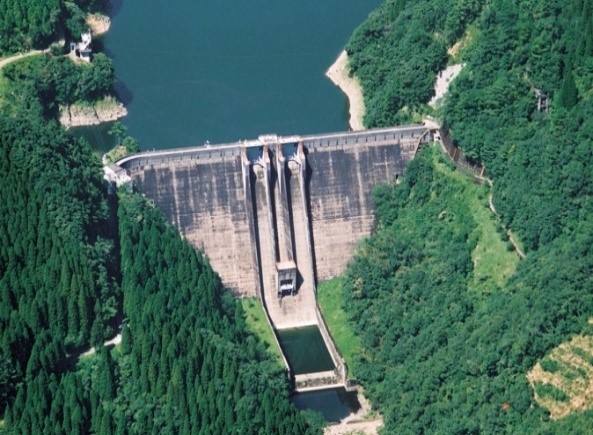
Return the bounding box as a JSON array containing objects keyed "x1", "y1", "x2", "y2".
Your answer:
[{"x1": 110, "y1": 125, "x2": 433, "y2": 390}]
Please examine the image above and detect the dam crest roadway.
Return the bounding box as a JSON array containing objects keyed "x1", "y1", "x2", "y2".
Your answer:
[{"x1": 110, "y1": 125, "x2": 433, "y2": 391}]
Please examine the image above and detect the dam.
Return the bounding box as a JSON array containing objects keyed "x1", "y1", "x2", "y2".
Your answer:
[{"x1": 112, "y1": 125, "x2": 432, "y2": 390}]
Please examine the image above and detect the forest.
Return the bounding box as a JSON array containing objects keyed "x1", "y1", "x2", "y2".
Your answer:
[
  {"x1": 341, "y1": 0, "x2": 593, "y2": 432},
  {"x1": 3, "y1": 0, "x2": 593, "y2": 433},
  {"x1": 0, "y1": 30, "x2": 320, "y2": 435},
  {"x1": 0, "y1": 0, "x2": 106, "y2": 54}
]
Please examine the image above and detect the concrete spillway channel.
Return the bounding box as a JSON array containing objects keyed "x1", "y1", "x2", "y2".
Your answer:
[
  {"x1": 244, "y1": 140, "x2": 344, "y2": 391},
  {"x1": 111, "y1": 125, "x2": 433, "y2": 392}
]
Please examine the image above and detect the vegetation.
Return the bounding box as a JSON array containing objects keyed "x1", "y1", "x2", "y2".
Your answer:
[
  {"x1": 317, "y1": 278, "x2": 361, "y2": 373},
  {"x1": 3, "y1": 52, "x2": 115, "y2": 109},
  {"x1": 340, "y1": 146, "x2": 593, "y2": 432},
  {"x1": 240, "y1": 298, "x2": 285, "y2": 367},
  {"x1": 346, "y1": 0, "x2": 484, "y2": 126},
  {"x1": 0, "y1": 0, "x2": 108, "y2": 54},
  {"x1": 338, "y1": 0, "x2": 593, "y2": 431},
  {"x1": 4, "y1": 0, "x2": 593, "y2": 432},
  {"x1": 0, "y1": 36, "x2": 321, "y2": 435},
  {"x1": 103, "y1": 121, "x2": 140, "y2": 164},
  {"x1": 430, "y1": 155, "x2": 519, "y2": 292},
  {"x1": 528, "y1": 334, "x2": 593, "y2": 419},
  {"x1": 0, "y1": 56, "x2": 120, "y2": 422}
]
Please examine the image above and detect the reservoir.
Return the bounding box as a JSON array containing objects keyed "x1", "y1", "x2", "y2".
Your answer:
[
  {"x1": 95, "y1": 0, "x2": 379, "y2": 422},
  {"x1": 95, "y1": 0, "x2": 380, "y2": 150}
]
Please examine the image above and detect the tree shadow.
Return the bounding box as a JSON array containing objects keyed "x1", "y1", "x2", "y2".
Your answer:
[{"x1": 114, "y1": 79, "x2": 134, "y2": 106}]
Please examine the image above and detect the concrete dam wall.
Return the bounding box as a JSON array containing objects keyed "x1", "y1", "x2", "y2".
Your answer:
[{"x1": 116, "y1": 125, "x2": 431, "y2": 389}]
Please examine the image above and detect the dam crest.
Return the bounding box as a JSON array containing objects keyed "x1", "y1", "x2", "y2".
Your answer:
[{"x1": 112, "y1": 125, "x2": 432, "y2": 390}]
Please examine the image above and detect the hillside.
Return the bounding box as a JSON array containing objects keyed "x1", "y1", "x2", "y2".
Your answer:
[
  {"x1": 0, "y1": 0, "x2": 108, "y2": 54},
  {"x1": 2, "y1": 0, "x2": 593, "y2": 433},
  {"x1": 0, "y1": 41, "x2": 321, "y2": 435},
  {"x1": 339, "y1": 0, "x2": 593, "y2": 432}
]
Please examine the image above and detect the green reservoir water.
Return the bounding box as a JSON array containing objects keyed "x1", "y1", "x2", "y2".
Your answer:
[
  {"x1": 71, "y1": 122, "x2": 117, "y2": 156},
  {"x1": 96, "y1": 0, "x2": 380, "y2": 150},
  {"x1": 276, "y1": 326, "x2": 335, "y2": 375}
]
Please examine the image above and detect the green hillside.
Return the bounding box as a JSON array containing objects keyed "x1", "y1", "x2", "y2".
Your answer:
[
  {"x1": 0, "y1": 45, "x2": 320, "y2": 435},
  {"x1": 2, "y1": 0, "x2": 593, "y2": 433},
  {"x1": 339, "y1": 0, "x2": 593, "y2": 432}
]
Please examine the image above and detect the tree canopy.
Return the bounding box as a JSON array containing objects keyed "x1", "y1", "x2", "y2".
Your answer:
[
  {"x1": 0, "y1": 38, "x2": 320, "y2": 435},
  {"x1": 341, "y1": 0, "x2": 593, "y2": 432},
  {"x1": 0, "y1": 0, "x2": 108, "y2": 54}
]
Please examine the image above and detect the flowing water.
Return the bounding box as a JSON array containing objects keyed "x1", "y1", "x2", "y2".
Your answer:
[{"x1": 83, "y1": 0, "x2": 380, "y2": 150}]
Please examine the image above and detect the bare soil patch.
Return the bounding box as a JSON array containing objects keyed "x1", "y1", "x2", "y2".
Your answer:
[{"x1": 326, "y1": 51, "x2": 365, "y2": 131}]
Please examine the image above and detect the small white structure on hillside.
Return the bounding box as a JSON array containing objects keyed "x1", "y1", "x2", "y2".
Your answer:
[
  {"x1": 70, "y1": 30, "x2": 92, "y2": 62},
  {"x1": 104, "y1": 163, "x2": 131, "y2": 187}
]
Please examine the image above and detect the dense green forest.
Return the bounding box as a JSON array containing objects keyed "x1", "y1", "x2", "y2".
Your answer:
[
  {"x1": 0, "y1": 41, "x2": 320, "y2": 435},
  {"x1": 0, "y1": 54, "x2": 119, "y2": 417},
  {"x1": 342, "y1": 0, "x2": 593, "y2": 432},
  {"x1": 4, "y1": 0, "x2": 593, "y2": 432},
  {"x1": 2, "y1": 52, "x2": 115, "y2": 112},
  {"x1": 0, "y1": 0, "x2": 106, "y2": 54},
  {"x1": 347, "y1": 0, "x2": 484, "y2": 126}
]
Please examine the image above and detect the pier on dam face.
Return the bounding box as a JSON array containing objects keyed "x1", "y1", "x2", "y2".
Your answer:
[{"x1": 116, "y1": 125, "x2": 431, "y2": 385}]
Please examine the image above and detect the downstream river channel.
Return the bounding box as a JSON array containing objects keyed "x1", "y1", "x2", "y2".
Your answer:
[{"x1": 95, "y1": 0, "x2": 380, "y2": 150}]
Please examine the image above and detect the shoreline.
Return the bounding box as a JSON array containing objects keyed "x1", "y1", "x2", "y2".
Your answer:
[
  {"x1": 326, "y1": 50, "x2": 365, "y2": 131},
  {"x1": 59, "y1": 96, "x2": 127, "y2": 128},
  {"x1": 60, "y1": 10, "x2": 125, "y2": 129},
  {"x1": 87, "y1": 13, "x2": 111, "y2": 36}
]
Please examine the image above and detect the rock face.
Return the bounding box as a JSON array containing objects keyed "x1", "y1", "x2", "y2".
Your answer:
[
  {"x1": 59, "y1": 96, "x2": 127, "y2": 128},
  {"x1": 86, "y1": 14, "x2": 111, "y2": 36}
]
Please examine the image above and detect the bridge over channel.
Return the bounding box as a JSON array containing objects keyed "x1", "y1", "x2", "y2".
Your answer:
[{"x1": 113, "y1": 125, "x2": 432, "y2": 390}]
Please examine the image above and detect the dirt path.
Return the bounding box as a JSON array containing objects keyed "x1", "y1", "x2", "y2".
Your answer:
[
  {"x1": 429, "y1": 64, "x2": 464, "y2": 108},
  {"x1": 0, "y1": 50, "x2": 46, "y2": 70},
  {"x1": 426, "y1": 118, "x2": 525, "y2": 260},
  {"x1": 81, "y1": 333, "x2": 122, "y2": 357},
  {"x1": 488, "y1": 194, "x2": 526, "y2": 259}
]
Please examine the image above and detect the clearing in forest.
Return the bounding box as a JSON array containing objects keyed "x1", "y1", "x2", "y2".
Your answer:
[
  {"x1": 431, "y1": 147, "x2": 519, "y2": 293},
  {"x1": 527, "y1": 328, "x2": 593, "y2": 419},
  {"x1": 447, "y1": 25, "x2": 477, "y2": 61}
]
